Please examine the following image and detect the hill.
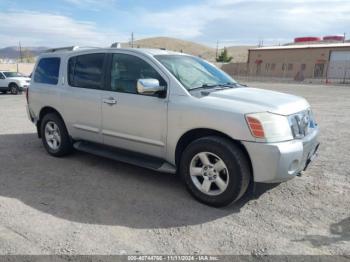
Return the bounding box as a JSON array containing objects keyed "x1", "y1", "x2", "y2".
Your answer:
[
  {"x1": 0, "y1": 37, "x2": 254, "y2": 63},
  {"x1": 0, "y1": 46, "x2": 47, "y2": 60},
  {"x1": 122, "y1": 37, "x2": 253, "y2": 62}
]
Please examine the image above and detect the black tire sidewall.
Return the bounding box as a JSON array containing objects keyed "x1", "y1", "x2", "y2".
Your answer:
[
  {"x1": 40, "y1": 113, "x2": 72, "y2": 157},
  {"x1": 10, "y1": 84, "x2": 18, "y2": 95},
  {"x1": 180, "y1": 136, "x2": 250, "y2": 207}
]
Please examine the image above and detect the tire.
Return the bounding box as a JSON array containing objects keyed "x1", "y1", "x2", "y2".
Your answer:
[
  {"x1": 40, "y1": 113, "x2": 73, "y2": 157},
  {"x1": 179, "y1": 136, "x2": 251, "y2": 207},
  {"x1": 9, "y1": 83, "x2": 19, "y2": 95}
]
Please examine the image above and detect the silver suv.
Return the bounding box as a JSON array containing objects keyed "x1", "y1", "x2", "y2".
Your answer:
[{"x1": 27, "y1": 46, "x2": 319, "y2": 206}]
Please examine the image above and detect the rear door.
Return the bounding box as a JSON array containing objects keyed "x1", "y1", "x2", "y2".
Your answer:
[{"x1": 62, "y1": 52, "x2": 106, "y2": 143}]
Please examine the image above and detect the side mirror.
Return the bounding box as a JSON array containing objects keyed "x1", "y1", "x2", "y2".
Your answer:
[{"x1": 137, "y1": 79, "x2": 165, "y2": 97}]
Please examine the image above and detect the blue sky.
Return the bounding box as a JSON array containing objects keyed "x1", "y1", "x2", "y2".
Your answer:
[{"x1": 0, "y1": 0, "x2": 349, "y2": 47}]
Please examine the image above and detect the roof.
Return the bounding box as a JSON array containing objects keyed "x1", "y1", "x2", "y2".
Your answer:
[
  {"x1": 131, "y1": 48, "x2": 184, "y2": 56},
  {"x1": 42, "y1": 46, "x2": 185, "y2": 56},
  {"x1": 249, "y1": 43, "x2": 350, "y2": 51}
]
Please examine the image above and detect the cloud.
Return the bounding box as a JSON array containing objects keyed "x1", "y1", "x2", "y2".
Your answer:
[
  {"x1": 0, "y1": 10, "x2": 127, "y2": 47},
  {"x1": 141, "y1": 0, "x2": 350, "y2": 45},
  {"x1": 63, "y1": 0, "x2": 116, "y2": 9},
  {"x1": 1, "y1": 1, "x2": 349, "y2": 48}
]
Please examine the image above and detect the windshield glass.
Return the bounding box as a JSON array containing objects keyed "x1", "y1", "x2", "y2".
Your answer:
[
  {"x1": 154, "y1": 55, "x2": 236, "y2": 90},
  {"x1": 3, "y1": 72, "x2": 23, "y2": 78}
]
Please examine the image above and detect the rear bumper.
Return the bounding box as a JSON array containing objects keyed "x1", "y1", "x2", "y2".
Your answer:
[
  {"x1": 26, "y1": 104, "x2": 35, "y2": 123},
  {"x1": 242, "y1": 127, "x2": 320, "y2": 183}
]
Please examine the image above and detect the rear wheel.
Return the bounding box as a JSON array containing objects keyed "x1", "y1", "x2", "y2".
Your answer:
[
  {"x1": 9, "y1": 83, "x2": 19, "y2": 95},
  {"x1": 180, "y1": 136, "x2": 251, "y2": 207},
  {"x1": 40, "y1": 113, "x2": 73, "y2": 157}
]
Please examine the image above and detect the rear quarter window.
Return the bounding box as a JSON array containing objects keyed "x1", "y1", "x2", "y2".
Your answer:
[{"x1": 34, "y1": 57, "x2": 60, "y2": 85}]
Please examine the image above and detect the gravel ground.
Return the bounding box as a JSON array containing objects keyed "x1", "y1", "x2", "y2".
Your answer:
[{"x1": 0, "y1": 82, "x2": 349, "y2": 255}]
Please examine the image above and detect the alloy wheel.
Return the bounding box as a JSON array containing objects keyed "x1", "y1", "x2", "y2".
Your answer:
[{"x1": 189, "y1": 152, "x2": 229, "y2": 196}]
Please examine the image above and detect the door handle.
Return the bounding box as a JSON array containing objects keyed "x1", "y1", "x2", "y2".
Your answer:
[{"x1": 103, "y1": 97, "x2": 117, "y2": 105}]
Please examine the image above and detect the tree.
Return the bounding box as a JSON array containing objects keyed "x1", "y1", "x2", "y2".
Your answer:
[{"x1": 216, "y1": 47, "x2": 233, "y2": 63}]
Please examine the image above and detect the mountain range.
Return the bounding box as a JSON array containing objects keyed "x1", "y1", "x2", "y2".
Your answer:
[{"x1": 0, "y1": 37, "x2": 253, "y2": 62}]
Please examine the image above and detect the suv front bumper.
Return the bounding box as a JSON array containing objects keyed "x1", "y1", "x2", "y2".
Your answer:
[{"x1": 242, "y1": 128, "x2": 319, "y2": 183}]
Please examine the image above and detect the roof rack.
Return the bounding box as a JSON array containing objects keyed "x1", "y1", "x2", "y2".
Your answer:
[{"x1": 44, "y1": 46, "x2": 101, "y2": 53}]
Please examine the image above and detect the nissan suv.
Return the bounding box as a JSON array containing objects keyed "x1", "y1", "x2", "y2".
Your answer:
[{"x1": 26, "y1": 46, "x2": 319, "y2": 207}]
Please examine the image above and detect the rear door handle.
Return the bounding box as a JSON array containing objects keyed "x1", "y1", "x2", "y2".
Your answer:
[{"x1": 103, "y1": 97, "x2": 117, "y2": 105}]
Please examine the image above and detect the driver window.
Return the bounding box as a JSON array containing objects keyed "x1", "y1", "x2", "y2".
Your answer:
[
  {"x1": 110, "y1": 53, "x2": 166, "y2": 94},
  {"x1": 0, "y1": 73, "x2": 5, "y2": 79}
]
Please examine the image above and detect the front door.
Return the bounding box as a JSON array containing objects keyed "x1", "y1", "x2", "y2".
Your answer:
[{"x1": 101, "y1": 53, "x2": 168, "y2": 158}]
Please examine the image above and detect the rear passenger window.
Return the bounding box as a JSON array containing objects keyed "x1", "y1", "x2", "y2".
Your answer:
[
  {"x1": 68, "y1": 53, "x2": 105, "y2": 89},
  {"x1": 34, "y1": 57, "x2": 60, "y2": 85}
]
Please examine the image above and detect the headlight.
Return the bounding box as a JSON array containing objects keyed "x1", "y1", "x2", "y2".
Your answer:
[{"x1": 245, "y1": 112, "x2": 293, "y2": 142}]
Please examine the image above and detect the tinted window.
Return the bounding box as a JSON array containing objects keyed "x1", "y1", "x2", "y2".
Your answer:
[
  {"x1": 68, "y1": 53, "x2": 105, "y2": 89},
  {"x1": 4, "y1": 72, "x2": 23, "y2": 77},
  {"x1": 34, "y1": 57, "x2": 60, "y2": 85},
  {"x1": 110, "y1": 53, "x2": 166, "y2": 94},
  {"x1": 0, "y1": 73, "x2": 4, "y2": 79}
]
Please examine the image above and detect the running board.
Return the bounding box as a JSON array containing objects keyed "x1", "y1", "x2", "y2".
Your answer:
[{"x1": 73, "y1": 141, "x2": 176, "y2": 174}]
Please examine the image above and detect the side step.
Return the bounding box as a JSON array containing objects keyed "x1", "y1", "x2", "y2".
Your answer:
[{"x1": 73, "y1": 141, "x2": 176, "y2": 174}]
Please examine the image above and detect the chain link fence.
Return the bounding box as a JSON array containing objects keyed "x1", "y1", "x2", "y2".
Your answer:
[{"x1": 219, "y1": 60, "x2": 350, "y2": 85}]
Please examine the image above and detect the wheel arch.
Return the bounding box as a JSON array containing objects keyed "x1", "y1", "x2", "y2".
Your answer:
[
  {"x1": 8, "y1": 82, "x2": 18, "y2": 88},
  {"x1": 174, "y1": 128, "x2": 253, "y2": 178},
  {"x1": 37, "y1": 106, "x2": 66, "y2": 138}
]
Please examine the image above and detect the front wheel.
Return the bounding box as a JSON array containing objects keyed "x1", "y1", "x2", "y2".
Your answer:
[
  {"x1": 10, "y1": 84, "x2": 19, "y2": 95},
  {"x1": 40, "y1": 113, "x2": 73, "y2": 157},
  {"x1": 180, "y1": 136, "x2": 251, "y2": 207}
]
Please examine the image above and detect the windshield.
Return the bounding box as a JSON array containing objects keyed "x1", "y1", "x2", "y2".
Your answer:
[
  {"x1": 154, "y1": 55, "x2": 237, "y2": 90},
  {"x1": 3, "y1": 72, "x2": 23, "y2": 78}
]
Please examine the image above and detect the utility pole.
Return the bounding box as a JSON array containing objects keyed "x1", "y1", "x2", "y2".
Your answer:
[
  {"x1": 131, "y1": 32, "x2": 134, "y2": 48},
  {"x1": 19, "y1": 41, "x2": 23, "y2": 63},
  {"x1": 215, "y1": 40, "x2": 219, "y2": 60}
]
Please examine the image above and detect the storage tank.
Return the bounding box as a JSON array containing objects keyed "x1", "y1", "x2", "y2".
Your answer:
[
  {"x1": 323, "y1": 35, "x2": 345, "y2": 41},
  {"x1": 294, "y1": 36, "x2": 321, "y2": 43}
]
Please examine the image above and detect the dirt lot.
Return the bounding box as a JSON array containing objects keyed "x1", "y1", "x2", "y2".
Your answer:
[{"x1": 0, "y1": 82, "x2": 349, "y2": 255}]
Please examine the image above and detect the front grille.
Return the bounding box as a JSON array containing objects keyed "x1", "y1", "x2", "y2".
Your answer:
[{"x1": 289, "y1": 109, "x2": 316, "y2": 138}]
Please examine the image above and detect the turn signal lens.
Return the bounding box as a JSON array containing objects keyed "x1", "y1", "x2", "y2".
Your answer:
[{"x1": 246, "y1": 116, "x2": 265, "y2": 138}]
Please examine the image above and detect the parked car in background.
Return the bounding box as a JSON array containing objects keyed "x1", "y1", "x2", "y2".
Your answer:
[
  {"x1": 26, "y1": 46, "x2": 320, "y2": 207},
  {"x1": 0, "y1": 71, "x2": 31, "y2": 94}
]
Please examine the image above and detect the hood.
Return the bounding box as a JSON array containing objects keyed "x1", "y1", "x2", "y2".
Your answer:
[
  {"x1": 203, "y1": 87, "x2": 309, "y2": 115},
  {"x1": 7, "y1": 77, "x2": 31, "y2": 82}
]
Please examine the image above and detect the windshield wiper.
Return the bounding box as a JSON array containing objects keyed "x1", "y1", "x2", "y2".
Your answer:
[
  {"x1": 189, "y1": 83, "x2": 236, "y2": 91},
  {"x1": 189, "y1": 84, "x2": 219, "y2": 91}
]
